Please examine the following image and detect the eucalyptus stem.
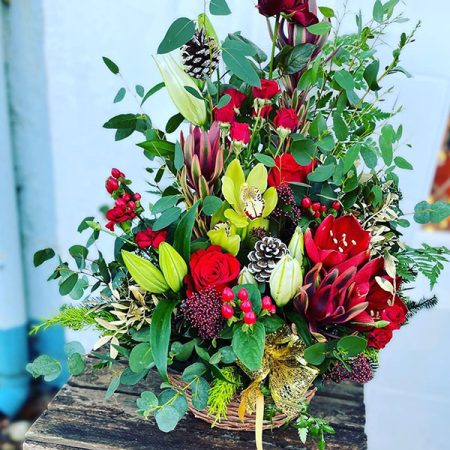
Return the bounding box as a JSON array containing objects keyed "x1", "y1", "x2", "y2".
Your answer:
[{"x1": 268, "y1": 15, "x2": 281, "y2": 79}]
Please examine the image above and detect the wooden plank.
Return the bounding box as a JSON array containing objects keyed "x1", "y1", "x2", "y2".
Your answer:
[{"x1": 25, "y1": 366, "x2": 367, "y2": 450}]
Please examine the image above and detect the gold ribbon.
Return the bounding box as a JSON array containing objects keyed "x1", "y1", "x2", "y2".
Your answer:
[{"x1": 237, "y1": 328, "x2": 319, "y2": 450}]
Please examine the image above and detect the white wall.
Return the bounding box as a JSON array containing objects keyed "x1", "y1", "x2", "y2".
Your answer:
[{"x1": 27, "y1": 1, "x2": 450, "y2": 448}]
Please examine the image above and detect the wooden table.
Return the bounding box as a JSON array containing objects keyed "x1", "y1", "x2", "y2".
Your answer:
[{"x1": 24, "y1": 364, "x2": 367, "y2": 450}]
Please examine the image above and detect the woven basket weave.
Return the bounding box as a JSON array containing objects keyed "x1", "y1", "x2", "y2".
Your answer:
[{"x1": 169, "y1": 372, "x2": 317, "y2": 431}]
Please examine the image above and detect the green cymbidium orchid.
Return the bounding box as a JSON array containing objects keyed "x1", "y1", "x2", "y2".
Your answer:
[
  {"x1": 207, "y1": 223, "x2": 241, "y2": 256},
  {"x1": 221, "y1": 159, "x2": 278, "y2": 229}
]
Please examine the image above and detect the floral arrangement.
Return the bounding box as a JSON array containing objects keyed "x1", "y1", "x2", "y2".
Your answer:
[{"x1": 28, "y1": 0, "x2": 450, "y2": 448}]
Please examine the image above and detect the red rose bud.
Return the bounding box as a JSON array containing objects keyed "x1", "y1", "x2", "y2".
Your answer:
[
  {"x1": 106, "y1": 176, "x2": 119, "y2": 194},
  {"x1": 111, "y1": 168, "x2": 125, "y2": 179},
  {"x1": 301, "y1": 196, "x2": 312, "y2": 208},
  {"x1": 238, "y1": 288, "x2": 249, "y2": 301},
  {"x1": 221, "y1": 303, "x2": 235, "y2": 319},
  {"x1": 332, "y1": 201, "x2": 341, "y2": 211},
  {"x1": 243, "y1": 311, "x2": 257, "y2": 325},
  {"x1": 214, "y1": 104, "x2": 236, "y2": 124},
  {"x1": 134, "y1": 193, "x2": 142, "y2": 201},
  {"x1": 262, "y1": 296, "x2": 273, "y2": 310},
  {"x1": 312, "y1": 202, "x2": 321, "y2": 212},
  {"x1": 368, "y1": 327, "x2": 393, "y2": 350},
  {"x1": 222, "y1": 287, "x2": 235, "y2": 302},
  {"x1": 240, "y1": 300, "x2": 253, "y2": 313},
  {"x1": 230, "y1": 122, "x2": 251, "y2": 145},
  {"x1": 252, "y1": 79, "x2": 280, "y2": 100},
  {"x1": 289, "y1": 3, "x2": 319, "y2": 26},
  {"x1": 381, "y1": 304, "x2": 407, "y2": 331},
  {"x1": 274, "y1": 108, "x2": 299, "y2": 132}
]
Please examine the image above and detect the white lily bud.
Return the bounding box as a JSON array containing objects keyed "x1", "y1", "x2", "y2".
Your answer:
[
  {"x1": 238, "y1": 267, "x2": 258, "y2": 286},
  {"x1": 288, "y1": 226, "x2": 304, "y2": 265},
  {"x1": 269, "y1": 254, "x2": 303, "y2": 307}
]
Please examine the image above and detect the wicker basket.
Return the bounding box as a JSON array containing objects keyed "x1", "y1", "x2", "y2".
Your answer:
[{"x1": 169, "y1": 372, "x2": 317, "y2": 431}]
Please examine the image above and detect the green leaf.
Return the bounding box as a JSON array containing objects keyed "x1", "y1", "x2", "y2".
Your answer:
[
  {"x1": 291, "y1": 139, "x2": 315, "y2": 165},
  {"x1": 232, "y1": 322, "x2": 265, "y2": 371},
  {"x1": 307, "y1": 22, "x2": 332, "y2": 36},
  {"x1": 141, "y1": 82, "x2": 165, "y2": 106},
  {"x1": 343, "y1": 144, "x2": 360, "y2": 173},
  {"x1": 113, "y1": 87, "x2": 126, "y2": 103},
  {"x1": 34, "y1": 248, "x2": 55, "y2": 267},
  {"x1": 307, "y1": 164, "x2": 335, "y2": 182},
  {"x1": 286, "y1": 311, "x2": 313, "y2": 346},
  {"x1": 221, "y1": 38, "x2": 261, "y2": 87},
  {"x1": 373, "y1": 0, "x2": 384, "y2": 23},
  {"x1": 151, "y1": 299, "x2": 177, "y2": 380},
  {"x1": 64, "y1": 341, "x2": 85, "y2": 357},
  {"x1": 304, "y1": 343, "x2": 327, "y2": 365},
  {"x1": 184, "y1": 85, "x2": 204, "y2": 100},
  {"x1": 360, "y1": 144, "x2": 378, "y2": 169},
  {"x1": 103, "y1": 114, "x2": 136, "y2": 130},
  {"x1": 59, "y1": 273, "x2": 78, "y2": 296},
  {"x1": 171, "y1": 339, "x2": 197, "y2": 362},
  {"x1": 137, "y1": 391, "x2": 158, "y2": 412},
  {"x1": 120, "y1": 368, "x2": 148, "y2": 386},
  {"x1": 153, "y1": 207, "x2": 182, "y2": 231},
  {"x1": 26, "y1": 355, "x2": 62, "y2": 382},
  {"x1": 137, "y1": 140, "x2": 175, "y2": 159},
  {"x1": 157, "y1": 17, "x2": 196, "y2": 54},
  {"x1": 219, "y1": 346, "x2": 237, "y2": 364},
  {"x1": 379, "y1": 136, "x2": 393, "y2": 166},
  {"x1": 319, "y1": 7, "x2": 335, "y2": 17},
  {"x1": 165, "y1": 113, "x2": 184, "y2": 134},
  {"x1": 332, "y1": 112, "x2": 348, "y2": 141},
  {"x1": 69, "y1": 245, "x2": 88, "y2": 269},
  {"x1": 102, "y1": 56, "x2": 119, "y2": 74},
  {"x1": 217, "y1": 94, "x2": 231, "y2": 109},
  {"x1": 181, "y1": 362, "x2": 207, "y2": 382},
  {"x1": 337, "y1": 336, "x2": 367, "y2": 358},
  {"x1": 135, "y1": 85, "x2": 145, "y2": 97},
  {"x1": 174, "y1": 202, "x2": 200, "y2": 262},
  {"x1": 191, "y1": 377, "x2": 209, "y2": 410},
  {"x1": 202, "y1": 196, "x2": 223, "y2": 216},
  {"x1": 152, "y1": 195, "x2": 182, "y2": 214},
  {"x1": 158, "y1": 389, "x2": 188, "y2": 420},
  {"x1": 131, "y1": 327, "x2": 151, "y2": 342},
  {"x1": 68, "y1": 353, "x2": 85, "y2": 376},
  {"x1": 285, "y1": 44, "x2": 316, "y2": 75},
  {"x1": 363, "y1": 60, "x2": 381, "y2": 91},
  {"x1": 334, "y1": 70, "x2": 355, "y2": 91},
  {"x1": 394, "y1": 156, "x2": 413, "y2": 170},
  {"x1": 129, "y1": 343, "x2": 154, "y2": 373},
  {"x1": 414, "y1": 201, "x2": 450, "y2": 224},
  {"x1": 309, "y1": 113, "x2": 327, "y2": 138},
  {"x1": 174, "y1": 141, "x2": 184, "y2": 171},
  {"x1": 77, "y1": 216, "x2": 95, "y2": 233},
  {"x1": 232, "y1": 284, "x2": 262, "y2": 313},
  {"x1": 261, "y1": 315, "x2": 284, "y2": 333},
  {"x1": 254, "y1": 153, "x2": 276, "y2": 167},
  {"x1": 155, "y1": 405, "x2": 181, "y2": 432},
  {"x1": 210, "y1": 0, "x2": 231, "y2": 15},
  {"x1": 105, "y1": 376, "x2": 121, "y2": 400}
]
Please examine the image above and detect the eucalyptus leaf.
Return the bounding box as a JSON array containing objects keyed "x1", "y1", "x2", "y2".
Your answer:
[{"x1": 157, "y1": 18, "x2": 196, "y2": 54}]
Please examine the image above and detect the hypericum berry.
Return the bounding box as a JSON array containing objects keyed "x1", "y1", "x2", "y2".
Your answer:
[
  {"x1": 221, "y1": 303, "x2": 234, "y2": 319},
  {"x1": 134, "y1": 193, "x2": 142, "y2": 201},
  {"x1": 332, "y1": 201, "x2": 341, "y2": 211},
  {"x1": 261, "y1": 296, "x2": 273, "y2": 310},
  {"x1": 127, "y1": 201, "x2": 136, "y2": 210},
  {"x1": 312, "y1": 202, "x2": 321, "y2": 212},
  {"x1": 321, "y1": 205, "x2": 327, "y2": 212},
  {"x1": 111, "y1": 168, "x2": 124, "y2": 179},
  {"x1": 238, "y1": 288, "x2": 249, "y2": 301},
  {"x1": 269, "y1": 304, "x2": 276, "y2": 314},
  {"x1": 106, "y1": 176, "x2": 119, "y2": 194},
  {"x1": 123, "y1": 193, "x2": 131, "y2": 202},
  {"x1": 301, "y1": 197, "x2": 312, "y2": 208},
  {"x1": 243, "y1": 311, "x2": 257, "y2": 325},
  {"x1": 240, "y1": 300, "x2": 253, "y2": 313},
  {"x1": 314, "y1": 211, "x2": 321, "y2": 218},
  {"x1": 222, "y1": 287, "x2": 235, "y2": 302}
]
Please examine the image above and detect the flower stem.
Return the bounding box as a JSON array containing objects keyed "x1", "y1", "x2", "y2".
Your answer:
[{"x1": 269, "y1": 15, "x2": 281, "y2": 80}]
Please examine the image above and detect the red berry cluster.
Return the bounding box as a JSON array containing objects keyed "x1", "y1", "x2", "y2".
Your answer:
[
  {"x1": 220, "y1": 287, "x2": 276, "y2": 326},
  {"x1": 300, "y1": 196, "x2": 341, "y2": 219},
  {"x1": 105, "y1": 169, "x2": 141, "y2": 231}
]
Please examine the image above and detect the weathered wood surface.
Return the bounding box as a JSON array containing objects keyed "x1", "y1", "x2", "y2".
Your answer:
[{"x1": 24, "y1": 363, "x2": 367, "y2": 450}]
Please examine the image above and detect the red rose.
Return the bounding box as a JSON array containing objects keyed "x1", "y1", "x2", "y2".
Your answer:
[
  {"x1": 305, "y1": 215, "x2": 371, "y2": 272},
  {"x1": 268, "y1": 154, "x2": 315, "y2": 187},
  {"x1": 257, "y1": 0, "x2": 319, "y2": 26},
  {"x1": 135, "y1": 228, "x2": 168, "y2": 249},
  {"x1": 368, "y1": 327, "x2": 393, "y2": 350},
  {"x1": 382, "y1": 304, "x2": 407, "y2": 330},
  {"x1": 258, "y1": 105, "x2": 273, "y2": 118},
  {"x1": 223, "y1": 88, "x2": 246, "y2": 108},
  {"x1": 185, "y1": 245, "x2": 241, "y2": 297},
  {"x1": 289, "y1": 4, "x2": 319, "y2": 26},
  {"x1": 214, "y1": 104, "x2": 235, "y2": 123},
  {"x1": 274, "y1": 108, "x2": 299, "y2": 131},
  {"x1": 230, "y1": 122, "x2": 251, "y2": 144},
  {"x1": 252, "y1": 79, "x2": 280, "y2": 100},
  {"x1": 106, "y1": 176, "x2": 119, "y2": 194}
]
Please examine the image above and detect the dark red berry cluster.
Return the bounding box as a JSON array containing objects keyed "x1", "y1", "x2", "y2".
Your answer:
[
  {"x1": 300, "y1": 196, "x2": 341, "y2": 219},
  {"x1": 221, "y1": 287, "x2": 276, "y2": 326}
]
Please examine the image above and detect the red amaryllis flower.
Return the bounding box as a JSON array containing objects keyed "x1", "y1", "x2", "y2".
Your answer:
[
  {"x1": 184, "y1": 245, "x2": 240, "y2": 297},
  {"x1": 230, "y1": 122, "x2": 251, "y2": 144},
  {"x1": 268, "y1": 153, "x2": 315, "y2": 187},
  {"x1": 135, "y1": 227, "x2": 168, "y2": 249},
  {"x1": 273, "y1": 108, "x2": 299, "y2": 131},
  {"x1": 294, "y1": 263, "x2": 370, "y2": 331},
  {"x1": 305, "y1": 215, "x2": 371, "y2": 273},
  {"x1": 368, "y1": 327, "x2": 393, "y2": 349},
  {"x1": 252, "y1": 79, "x2": 280, "y2": 100}
]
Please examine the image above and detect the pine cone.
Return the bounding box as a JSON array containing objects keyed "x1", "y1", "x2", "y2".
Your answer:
[
  {"x1": 181, "y1": 29, "x2": 220, "y2": 80},
  {"x1": 248, "y1": 237, "x2": 288, "y2": 282}
]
